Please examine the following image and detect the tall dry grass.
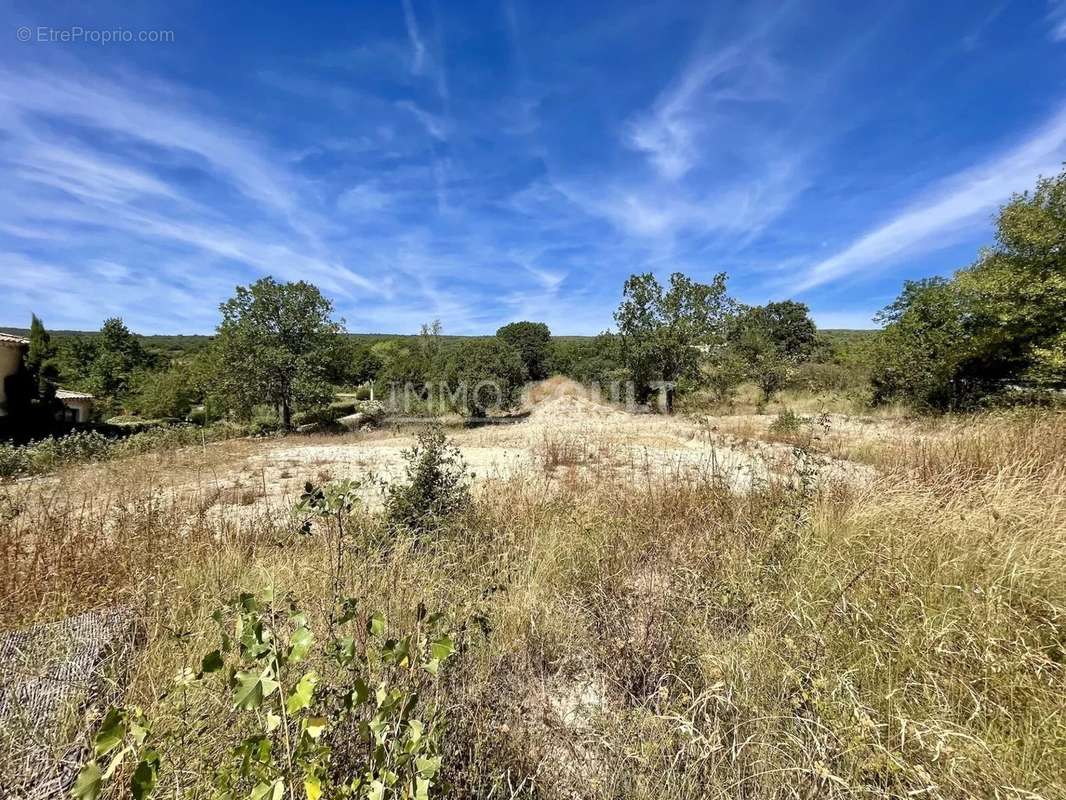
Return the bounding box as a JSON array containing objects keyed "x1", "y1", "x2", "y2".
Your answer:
[{"x1": 1, "y1": 411, "x2": 1063, "y2": 798}]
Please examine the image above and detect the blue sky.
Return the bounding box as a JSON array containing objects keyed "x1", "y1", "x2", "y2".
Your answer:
[{"x1": 2, "y1": 1, "x2": 1066, "y2": 335}]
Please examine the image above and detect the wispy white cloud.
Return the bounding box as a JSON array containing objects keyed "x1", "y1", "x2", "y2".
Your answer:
[
  {"x1": 626, "y1": 46, "x2": 783, "y2": 180},
  {"x1": 337, "y1": 182, "x2": 394, "y2": 215},
  {"x1": 0, "y1": 70, "x2": 301, "y2": 220},
  {"x1": 0, "y1": 65, "x2": 389, "y2": 318},
  {"x1": 399, "y1": 0, "x2": 449, "y2": 102},
  {"x1": 789, "y1": 103, "x2": 1066, "y2": 293},
  {"x1": 401, "y1": 0, "x2": 427, "y2": 74},
  {"x1": 1049, "y1": 1, "x2": 1066, "y2": 41},
  {"x1": 397, "y1": 100, "x2": 449, "y2": 140}
]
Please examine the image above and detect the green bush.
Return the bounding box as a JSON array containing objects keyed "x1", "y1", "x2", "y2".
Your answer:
[
  {"x1": 0, "y1": 442, "x2": 31, "y2": 479},
  {"x1": 769, "y1": 409, "x2": 803, "y2": 436},
  {"x1": 787, "y1": 362, "x2": 858, "y2": 393},
  {"x1": 292, "y1": 401, "x2": 358, "y2": 429},
  {"x1": 0, "y1": 423, "x2": 247, "y2": 480},
  {"x1": 385, "y1": 427, "x2": 470, "y2": 534}
]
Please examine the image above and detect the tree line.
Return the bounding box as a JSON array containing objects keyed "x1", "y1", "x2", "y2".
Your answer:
[{"x1": 9, "y1": 165, "x2": 1064, "y2": 429}]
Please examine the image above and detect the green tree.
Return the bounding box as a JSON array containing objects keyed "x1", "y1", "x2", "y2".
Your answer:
[
  {"x1": 444, "y1": 339, "x2": 525, "y2": 416},
  {"x1": 870, "y1": 278, "x2": 970, "y2": 410},
  {"x1": 726, "y1": 301, "x2": 817, "y2": 401},
  {"x1": 872, "y1": 167, "x2": 1066, "y2": 409},
  {"x1": 496, "y1": 321, "x2": 552, "y2": 381},
  {"x1": 732, "y1": 327, "x2": 790, "y2": 402},
  {"x1": 25, "y1": 314, "x2": 59, "y2": 403},
  {"x1": 736, "y1": 301, "x2": 817, "y2": 364},
  {"x1": 214, "y1": 278, "x2": 344, "y2": 428},
  {"x1": 551, "y1": 333, "x2": 625, "y2": 387},
  {"x1": 330, "y1": 339, "x2": 383, "y2": 387},
  {"x1": 85, "y1": 318, "x2": 154, "y2": 404},
  {"x1": 701, "y1": 347, "x2": 748, "y2": 405},
  {"x1": 132, "y1": 364, "x2": 200, "y2": 419},
  {"x1": 957, "y1": 170, "x2": 1066, "y2": 389},
  {"x1": 614, "y1": 272, "x2": 735, "y2": 411},
  {"x1": 373, "y1": 340, "x2": 426, "y2": 390}
]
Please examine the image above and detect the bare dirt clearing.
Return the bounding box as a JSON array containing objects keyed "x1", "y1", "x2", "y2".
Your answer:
[{"x1": 233, "y1": 392, "x2": 874, "y2": 514}]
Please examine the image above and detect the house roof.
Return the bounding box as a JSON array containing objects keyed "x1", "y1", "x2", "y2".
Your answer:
[
  {"x1": 0, "y1": 332, "x2": 29, "y2": 348},
  {"x1": 56, "y1": 389, "x2": 94, "y2": 400}
]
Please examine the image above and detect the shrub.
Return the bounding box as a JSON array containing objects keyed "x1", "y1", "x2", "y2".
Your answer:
[
  {"x1": 385, "y1": 427, "x2": 470, "y2": 533},
  {"x1": 769, "y1": 409, "x2": 803, "y2": 436},
  {"x1": 0, "y1": 442, "x2": 30, "y2": 479},
  {"x1": 443, "y1": 340, "x2": 526, "y2": 416},
  {"x1": 0, "y1": 423, "x2": 247, "y2": 480},
  {"x1": 787, "y1": 362, "x2": 856, "y2": 393}
]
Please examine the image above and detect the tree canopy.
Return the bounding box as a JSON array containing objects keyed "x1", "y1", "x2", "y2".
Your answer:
[
  {"x1": 496, "y1": 321, "x2": 552, "y2": 381},
  {"x1": 444, "y1": 339, "x2": 525, "y2": 416},
  {"x1": 214, "y1": 278, "x2": 344, "y2": 428},
  {"x1": 872, "y1": 166, "x2": 1066, "y2": 409},
  {"x1": 614, "y1": 272, "x2": 735, "y2": 410}
]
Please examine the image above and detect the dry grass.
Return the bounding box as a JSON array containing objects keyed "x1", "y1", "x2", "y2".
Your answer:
[{"x1": 1, "y1": 409, "x2": 1064, "y2": 798}]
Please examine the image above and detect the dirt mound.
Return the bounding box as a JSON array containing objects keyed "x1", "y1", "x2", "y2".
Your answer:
[
  {"x1": 523, "y1": 377, "x2": 628, "y2": 424},
  {"x1": 523, "y1": 376, "x2": 600, "y2": 405},
  {"x1": 527, "y1": 394, "x2": 626, "y2": 424}
]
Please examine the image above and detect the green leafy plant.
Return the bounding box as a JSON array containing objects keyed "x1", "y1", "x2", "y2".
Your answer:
[
  {"x1": 384, "y1": 427, "x2": 470, "y2": 534},
  {"x1": 769, "y1": 409, "x2": 803, "y2": 437},
  {"x1": 74, "y1": 591, "x2": 457, "y2": 800},
  {"x1": 70, "y1": 706, "x2": 159, "y2": 800}
]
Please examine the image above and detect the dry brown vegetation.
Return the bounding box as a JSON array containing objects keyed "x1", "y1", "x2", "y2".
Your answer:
[{"x1": 1, "y1": 395, "x2": 1064, "y2": 798}]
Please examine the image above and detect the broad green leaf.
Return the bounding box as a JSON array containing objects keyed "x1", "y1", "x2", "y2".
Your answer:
[
  {"x1": 337, "y1": 598, "x2": 358, "y2": 625},
  {"x1": 265, "y1": 711, "x2": 281, "y2": 732},
  {"x1": 382, "y1": 637, "x2": 410, "y2": 668},
  {"x1": 367, "y1": 780, "x2": 385, "y2": 800},
  {"x1": 233, "y1": 670, "x2": 265, "y2": 710},
  {"x1": 303, "y1": 716, "x2": 327, "y2": 740},
  {"x1": 251, "y1": 779, "x2": 284, "y2": 800},
  {"x1": 100, "y1": 747, "x2": 128, "y2": 781},
  {"x1": 415, "y1": 756, "x2": 441, "y2": 778},
  {"x1": 406, "y1": 719, "x2": 424, "y2": 746},
  {"x1": 332, "y1": 636, "x2": 355, "y2": 666},
  {"x1": 350, "y1": 677, "x2": 370, "y2": 707},
  {"x1": 368, "y1": 717, "x2": 387, "y2": 745},
  {"x1": 199, "y1": 650, "x2": 224, "y2": 676},
  {"x1": 129, "y1": 721, "x2": 149, "y2": 748},
  {"x1": 94, "y1": 708, "x2": 127, "y2": 758},
  {"x1": 130, "y1": 751, "x2": 160, "y2": 800},
  {"x1": 422, "y1": 658, "x2": 439, "y2": 676},
  {"x1": 303, "y1": 775, "x2": 321, "y2": 800},
  {"x1": 429, "y1": 635, "x2": 454, "y2": 663},
  {"x1": 286, "y1": 671, "x2": 318, "y2": 715},
  {"x1": 71, "y1": 762, "x2": 102, "y2": 800},
  {"x1": 415, "y1": 776, "x2": 431, "y2": 800},
  {"x1": 367, "y1": 613, "x2": 385, "y2": 638},
  {"x1": 287, "y1": 628, "x2": 314, "y2": 664}
]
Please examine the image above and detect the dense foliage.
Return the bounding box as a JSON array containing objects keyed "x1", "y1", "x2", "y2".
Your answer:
[
  {"x1": 872, "y1": 167, "x2": 1066, "y2": 409},
  {"x1": 614, "y1": 272, "x2": 735, "y2": 410},
  {"x1": 214, "y1": 278, "x2": 344, "y2": 428},
  {"x1": 495, "y1": 321, "x2": 552, "y2": 381}
]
